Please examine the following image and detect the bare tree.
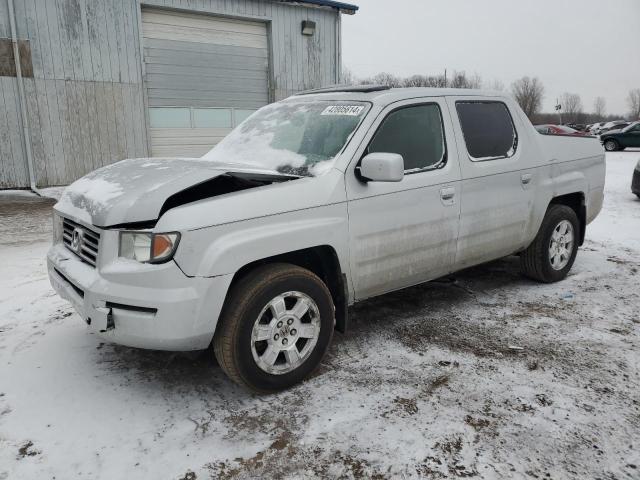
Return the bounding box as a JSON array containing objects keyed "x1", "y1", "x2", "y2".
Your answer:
[
  {"x1": 449, "y1": 71, "x2": 482, "y2": 89},
  {"x1": 559, "y1": 93, "x2": 583, "y2": 123},
  {"x1": 356, "y1": 70, "x2": 483, "y2": 90},
  {"x1": 628, "y1": 88, "x2": 640, "y2": 119},
  {"x1": 369, "y1": 72, "x2": 402, "y2": 87},
  {"x1": 489, "y1": 79, "x2": 505, "y2": 91},
  {"x1": 402, "y1": 74, "x2": 428, "y2": 87},
  {"x1": 469, "y1": 73, "x2": 483, "y2": 89},
  {"x1": 340, "y1": 65, "x2": 355, "y2": 85},
  {"x1": 424, "y1": 74, "x2": 447, "y2": 88},
  {"x1": 511, "y1": 76, "x2": 545, "y2": 119},
  {"x1": 593, "y1": 97, "x2": 606, "y2": 118}
]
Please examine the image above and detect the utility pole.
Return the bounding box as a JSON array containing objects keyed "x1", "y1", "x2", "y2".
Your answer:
[
  {"x1": 555, "y1": 99, "x2": 562, "y2": 124},
  {"x1": 444, "y1": 69, "x2": 447, "y2": 88}
]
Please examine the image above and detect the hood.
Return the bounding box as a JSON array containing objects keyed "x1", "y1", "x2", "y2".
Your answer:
[
  {"x1": 54, "y1": 158, "x2": 297, "y2": 228},
  {"x1": 601, "y1": 129, "x2": 623, "y2": 137}
]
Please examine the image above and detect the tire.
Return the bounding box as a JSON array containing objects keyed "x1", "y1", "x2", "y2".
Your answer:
[
  {"x1": 520, "y1": 205, "x2": 580, "y2": 283},
  {"x1": 604, "y1": 139, "x2": 619, "y2": 151},
  {"x1": 213, "y1": 263, "x2": 334, "y2": 393}
]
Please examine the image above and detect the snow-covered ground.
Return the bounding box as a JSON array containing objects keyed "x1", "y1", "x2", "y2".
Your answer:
[{"x1": 1, "y1": 152, "x2": 639, "y2": 479}]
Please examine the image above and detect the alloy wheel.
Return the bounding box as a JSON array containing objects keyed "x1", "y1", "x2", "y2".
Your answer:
[
  {"x1": 548, "y1": 220, "x2": 574, "y2": 270},
  {"x1": 250, "y1": 291, "x2": 321, "y2": 375}
]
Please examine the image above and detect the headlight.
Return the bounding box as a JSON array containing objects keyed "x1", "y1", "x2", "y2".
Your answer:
[{"x1": 119, "y1": 232, "x2": 180, "y2": 263}]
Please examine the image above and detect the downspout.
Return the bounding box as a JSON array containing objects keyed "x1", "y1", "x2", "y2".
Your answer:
[
  {"x1": 7, "y1": 0, "x2": 38, "y2": 192},
  {"x1": 334, "y1": 11, "x2": 341, "y2": 84}
]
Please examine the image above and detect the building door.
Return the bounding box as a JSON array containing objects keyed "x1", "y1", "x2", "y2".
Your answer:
[{"x1": 141, "y1": 9, "x2": 270, "y2": 157}]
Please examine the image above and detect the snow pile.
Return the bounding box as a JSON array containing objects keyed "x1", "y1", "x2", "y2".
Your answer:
[
  {"x1": 0, "y1": 151, "x2": 638, "y2": 479},
  {"x1": 56, "y1": 173, "x2": 124, "y2": 224}
]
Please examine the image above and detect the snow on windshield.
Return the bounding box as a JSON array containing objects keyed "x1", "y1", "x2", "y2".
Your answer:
[{"x1": 202, "y1": 101, "x2": 369, "y2": 177}]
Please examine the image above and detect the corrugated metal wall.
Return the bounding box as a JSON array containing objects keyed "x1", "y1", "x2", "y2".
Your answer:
[
  {"x1": 0, "y1": 0, "x2": 340, "y2": 188},
  {"x1": 0, "y1": 0, "x2": 147, "y2": 188},
  {"x1": 0, "y1": 1, "x2": 27, "y2": 188}
]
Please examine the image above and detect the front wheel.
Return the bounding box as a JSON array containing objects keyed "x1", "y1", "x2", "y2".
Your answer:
[
  {"x1": 213, "y1": 263, "x2": 334, "y2": 393},
  {"x1": 520, "y1": 205, "x2": 580, "y2": 283},
  {"x1": 604, "y1": 139, "x2": 619, "y2": 151}
]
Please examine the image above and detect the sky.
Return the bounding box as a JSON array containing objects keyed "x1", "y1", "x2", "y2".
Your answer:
[{"x1": 341, "y1": 0, "x2": 640, "y2": 116}]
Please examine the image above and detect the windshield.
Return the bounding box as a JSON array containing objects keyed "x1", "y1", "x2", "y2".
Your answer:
[
  {"x1": 622, "y1": 122, "x2": 638, "y2": 132},
  {"x1": 202, "y1": 100, "x2": 369, "y2": 177}
]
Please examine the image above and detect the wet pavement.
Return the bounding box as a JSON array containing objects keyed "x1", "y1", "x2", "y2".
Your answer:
[{"x1": 0, "y1": 192, "x2": 55, "y2": 246}]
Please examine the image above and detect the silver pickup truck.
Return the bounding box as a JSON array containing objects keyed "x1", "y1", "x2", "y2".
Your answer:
[{"x1": 48, "y1": 86, "x2": 605, "y2": 392}]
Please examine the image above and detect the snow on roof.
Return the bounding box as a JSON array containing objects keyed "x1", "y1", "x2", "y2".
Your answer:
[
  {"x1": 277, "y1": 0, "x2": 358, "y2": 14},
  {"x1": 285, "y1": 86, "x2": 508, "y2": 105}
]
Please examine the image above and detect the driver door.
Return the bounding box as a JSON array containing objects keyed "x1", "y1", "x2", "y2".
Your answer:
[
  {"x1": 624, "y1": 123, "x2": 640, "y2": 148},
  {"x1": 345, "y1": 99, "x2": 461, "y2": 300}
]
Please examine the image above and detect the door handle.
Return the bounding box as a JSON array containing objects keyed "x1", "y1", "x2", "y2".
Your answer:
[
  {"x1": 440, "y1": 187, "x2": 455, "y2": 200},
  {"x1": 521, "y1": 173, "x2": 533, "y2": 185},
  {"x1": 439, "y1": 187, "x2": 456, "y2": 206}
]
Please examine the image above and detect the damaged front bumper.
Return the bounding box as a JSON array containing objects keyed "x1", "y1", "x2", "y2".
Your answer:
[{"x1": 47, "y1": 241, "x2": 233, "y2": 351}]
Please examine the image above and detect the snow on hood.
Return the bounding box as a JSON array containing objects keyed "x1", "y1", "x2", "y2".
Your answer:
[{"x1": 55, "y1": 158, "x2": 284, "y2": 228}]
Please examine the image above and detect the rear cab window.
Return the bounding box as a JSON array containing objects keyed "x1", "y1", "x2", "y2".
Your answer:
[{"x1": 455, "y1": 101, "x2": 518, "y2": 161}]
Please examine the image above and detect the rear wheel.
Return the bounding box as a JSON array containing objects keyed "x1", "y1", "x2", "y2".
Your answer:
[
  {"x1": 520, "y1": 205, "x2": 580, "y2": 283},
  {"x1": 213, "y1": 263, "x2": 334, "y2": 393},
  {"x1": 604, "y1": 139, "x2": 619, "y2": 151}
]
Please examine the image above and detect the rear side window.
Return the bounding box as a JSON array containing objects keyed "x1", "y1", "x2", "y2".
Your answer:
[
  {"x1": 367, "y1": 104, "x2": 446, "y2": 172},
  {"x1": 456, "y1": 102, "x2": 518, "y2": 160}
]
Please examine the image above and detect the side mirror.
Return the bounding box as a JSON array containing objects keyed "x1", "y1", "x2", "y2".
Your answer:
[{"x1": 359, "y1": 152, "x2": 404, "y2": 182}]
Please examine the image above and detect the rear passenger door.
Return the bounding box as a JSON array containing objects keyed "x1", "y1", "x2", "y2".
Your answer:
[
  {"x1": 447, "y1": 98, "x2": 536, "y2": 270},
  {"x1": 345, "y1": 99, "x2": 461, "y2": 300}
]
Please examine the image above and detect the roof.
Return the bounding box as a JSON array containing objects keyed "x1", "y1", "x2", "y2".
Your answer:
[
  {"x1": 279, "y1": 0, "x2": 359, "y2": 14},
  {"x1": 295, "y1": 85, "x2": 390, "y2": 95},
  {"x1": 288, "y1": 86, "x2": 507, "y2": 104}
]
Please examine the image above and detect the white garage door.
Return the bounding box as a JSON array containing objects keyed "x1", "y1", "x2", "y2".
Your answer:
[{"x1": 142, "y1": 9, "x2": 270, "y2": 157}]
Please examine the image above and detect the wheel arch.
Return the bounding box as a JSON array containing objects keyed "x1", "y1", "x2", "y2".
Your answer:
[
  {"x1": 549, "y1": 192, "x2": 586, "y2": 245},
  {"x1": 226, "y1": 245, "x2": 349, "y2": 334}
]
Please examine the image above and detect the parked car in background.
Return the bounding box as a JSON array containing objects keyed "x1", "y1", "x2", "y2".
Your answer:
[
  {"x1": 601, "y1": 121, "x2": 640, "y2": 151},
  {"x1": 632, "y1": 159, "x2": 640, "y2": 199},
  {"x1": 593, "y1": 121, "x2": 622, "y2": 135},
  {"x1": 567, "y1": 123, "x2": 587, "y2": 132},
  {"x1": 598, "y1": 121, "x2": 630, "y2": 135},
  {"x1": 589, "y1": 122, "x2": 606, "y2": 134},
  {"x1": 48, "y1": 86, "x2": 606, "y2": 392},
  {"x1": 535, "y1": 124, "x2": 588, "y2": 136}
]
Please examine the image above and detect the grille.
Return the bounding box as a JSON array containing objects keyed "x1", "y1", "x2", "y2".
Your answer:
[{"x1": 62, "y1": 218, "x2": 101, "y2": 267}]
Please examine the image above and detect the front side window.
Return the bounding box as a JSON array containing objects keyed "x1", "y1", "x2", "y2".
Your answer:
[
  {"x1": 202, "y1": 101, "x2": 369, "y2": 177},
  {"x1": 366, "y1": 104, "x2": 446, "y2": 172},
  {"x1": 456, "y1": 101, "x2": 518, "y2": 161},
  {"x1": 624, "y1": 122, "x2": 640, "y2": 132}
]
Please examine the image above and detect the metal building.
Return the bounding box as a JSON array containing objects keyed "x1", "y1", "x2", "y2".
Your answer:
[{"x1": 0, "y1": 0, "x2": 357, "y2": 189}]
